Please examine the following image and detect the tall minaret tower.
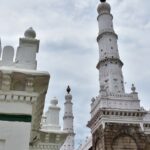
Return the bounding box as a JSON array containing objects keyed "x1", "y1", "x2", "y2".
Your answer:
[
  {"x1": 60, "y1": 86, "x2": 75, "y2": 150},
  {"x1": 96, "y1": 0, "x2": 125, "y2": 94},
  {"x1": 87, "y1": 1, "x2": 150, "y2": 150}
]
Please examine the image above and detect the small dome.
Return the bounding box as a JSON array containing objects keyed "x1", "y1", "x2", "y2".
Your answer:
[
  {"x1": 65, "y1": 93, "x2": 72, "y2": 100},
  {"x1": 24, "y1": 27, "x2": 36, "y2": 39},
  {"x1": 50, "y1": 97, "x2": 58, "y2": 106},
  {"x1": 97, "y1": 2, "x2": 111, "y2": 15}
]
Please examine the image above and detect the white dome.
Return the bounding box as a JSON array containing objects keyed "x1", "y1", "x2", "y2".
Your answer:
[
  {"x1": 97, "y1": 2, "x2": 111, "y2": 15},
  {"x1": 24, "y1": 27, "x2": 36, "y2": 39}
]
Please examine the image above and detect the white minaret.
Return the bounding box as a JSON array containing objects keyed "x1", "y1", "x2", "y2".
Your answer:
[
  {"x1": 87, "y1": 2, "x2": 150, "y2": 150},
  {"x1": 96, "y1": 0, "x2": 125, "y2": 94},
  {"x1": 61, "y1": 86, "x2": 75, "y2": 150}
]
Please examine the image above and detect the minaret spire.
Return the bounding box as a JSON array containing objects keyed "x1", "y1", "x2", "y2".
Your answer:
[
  {"x1": 61, "y1": 86, "x2": 75, "y2": 150},
  {"x1": 66, "y1": 85, "x2": 71, "y2": 94},
  {"x1": 100, "y1": 0, "x2": 106, "y2": 2},
  {"x1": 97, "y1": 0, "x2": 125, "y2": 94}
]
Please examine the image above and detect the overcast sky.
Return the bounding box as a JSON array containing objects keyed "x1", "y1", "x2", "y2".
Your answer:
[{"x1": 0, "y1": 0, "x2": 150, "y2": 148}]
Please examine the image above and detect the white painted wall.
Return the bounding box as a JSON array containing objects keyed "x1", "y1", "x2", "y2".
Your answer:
[
  {"x1": 0, "y1": 121, "x2": 31, "y2": 150},
  {"x1": 0, "y1": 102, "x2": 32, "y2": 114}
]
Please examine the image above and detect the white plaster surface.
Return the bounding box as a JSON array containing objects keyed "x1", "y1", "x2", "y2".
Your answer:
[
  {"x1": 0, "y1": 121, "x2": 31, "y2": 150},
  {"x1": 0, "y1": 102, "x2": 32, "y2": 114},
  {"x1": 42, "y1": 97, "x2": 61, "y2": 131},
  {"x1": 97, "y1": 1, "x2": 125, "y2": 95}
]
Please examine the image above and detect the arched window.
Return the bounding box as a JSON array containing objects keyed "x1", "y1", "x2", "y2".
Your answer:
[
  {"x1": 145, "y1": 143, "x2": 150, "y2": 150},
  {"x1": 112, "y1": 135, "x2": 137, "y2": 150}
]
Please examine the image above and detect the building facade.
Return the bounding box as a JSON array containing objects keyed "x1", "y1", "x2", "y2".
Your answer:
[
  {"x1": 87, "y1": 0, "x2": 150, "y2": 150},
  {"x1": 0, "y1": 27, "x2": 68, "y2": 150},
  {"x1": 0, "y1": 1, "x2": 150, "y2": 150}
]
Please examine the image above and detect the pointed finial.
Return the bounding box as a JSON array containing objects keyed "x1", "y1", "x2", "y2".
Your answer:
[
  {"x1": 131, "y1": 84, "x2": 136, "y2": 93},
  {"x1": 100, "y1": 0, "x2": 106, "y2": 2},
  {"x1": 66, "y1": 85, "x2": 71, "y2": 94}
]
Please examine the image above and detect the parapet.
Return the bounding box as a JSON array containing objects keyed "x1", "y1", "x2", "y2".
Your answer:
[{"x1": 0, "y1": 27, "x2": 39, "y2": 70}]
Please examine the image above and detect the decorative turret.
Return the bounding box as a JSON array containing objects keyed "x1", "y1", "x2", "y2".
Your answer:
[
  {"x1": 61, "y1": 86, "x2": 75, "y2": 150},
  {"x1": 15, "y1": 27, "x2": 39, "y2": 70},
  {"x1": 63, "y1": 86, "x2": 74, "y2": 133},
  {"x1": 42, "y1": 97, "x2": 61, "y2": 131},
  {"x1": 97, "y1": 0, "x2": 125, "y2": 94},
  {"x1": 0, "y1": 28, "x2": 39, "y2": 69}
]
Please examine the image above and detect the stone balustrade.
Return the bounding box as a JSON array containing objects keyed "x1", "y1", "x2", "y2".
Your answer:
[
  {"x1": 0, "y1": 91, "x2": 37, "y2": 103},
  {"x1": 31, "y1": 143, "x2": 60, "y2": 150}
]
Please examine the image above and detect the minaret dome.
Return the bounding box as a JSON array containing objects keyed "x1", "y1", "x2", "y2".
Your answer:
[
  {"x1": 24, "y1": 27, "x2": 36, "y2": 39},
  {"x1": 97, "y1": 1, "x2": 110, "y2": 14}
]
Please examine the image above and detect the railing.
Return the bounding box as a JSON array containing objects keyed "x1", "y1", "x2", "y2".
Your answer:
[
  {"x1": 31, "y1": 142, "x2": 60, "y2": 150},
  {"x1": 0, "y1": 90, "x2": 37, "y2": 103}
]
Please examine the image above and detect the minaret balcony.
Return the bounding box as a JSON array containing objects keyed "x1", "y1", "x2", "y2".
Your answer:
[
  {"x1": 96, "y1": 57, "x2": 123, "y2": 69},
  {"x1": 97, "y1": 29, "x2": 118, "y2": 42}
]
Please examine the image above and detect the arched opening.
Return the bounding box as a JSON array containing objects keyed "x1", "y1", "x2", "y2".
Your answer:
[
  {"x1": 145, "y1": 143, "x2": 150, "y2": 150},
  {"x1": 112, "y1": 135, "x2": 137, "y2": 150}
]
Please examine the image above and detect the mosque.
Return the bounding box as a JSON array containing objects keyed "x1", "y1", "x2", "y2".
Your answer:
[
  {"x1": 78, "y1": 0, "x2": 150, "y2": 150},
  {"x1": 0, "y1": 0, "x2": 149, "y2": 150}
]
